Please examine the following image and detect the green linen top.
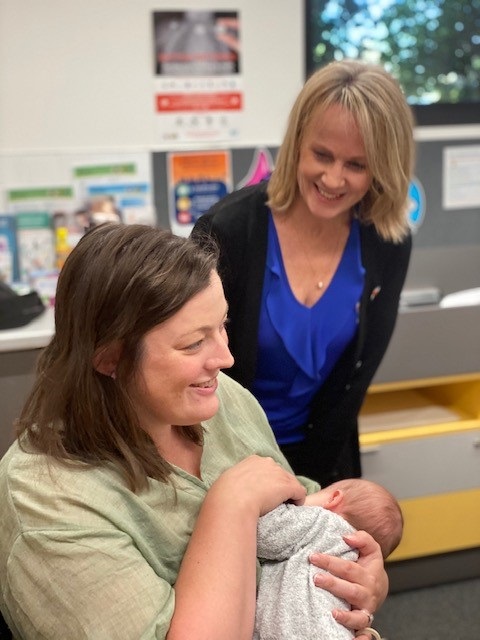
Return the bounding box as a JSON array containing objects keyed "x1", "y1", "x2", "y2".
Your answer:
[{"x1": 0, "y1": 372, "x2": 319, "y2": 639}]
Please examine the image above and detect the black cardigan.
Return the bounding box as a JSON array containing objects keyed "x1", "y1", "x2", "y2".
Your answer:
[{"x1": 192, "y1": 181, "x2": 411, "y2": 484}]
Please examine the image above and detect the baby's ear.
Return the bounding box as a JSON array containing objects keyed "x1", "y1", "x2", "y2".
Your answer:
[
  {"x1": 93, "y1": 341, "x2": 122, "y2": 378},
  {"x1": 324, "y1": 489, "x2": 344, "y2": 512}
]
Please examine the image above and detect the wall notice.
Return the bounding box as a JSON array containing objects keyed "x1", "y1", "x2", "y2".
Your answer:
[
  {"x1": 167, "y1": 150, "x2": 232, "y2": 236},
  {"x1": 153, "y1": 10, "x2": 243, "y2": 143},
  {"x1": 443, "y1": 145, "x2": 480, "y2": 210}
]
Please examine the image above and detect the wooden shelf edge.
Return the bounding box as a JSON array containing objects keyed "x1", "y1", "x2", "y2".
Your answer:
[
  {"x1": 359, "y1": 420, "x2": 480, "y2": 446},
  {"x1": 368, "y1": 371, "x2": 480, "y2": 394}
]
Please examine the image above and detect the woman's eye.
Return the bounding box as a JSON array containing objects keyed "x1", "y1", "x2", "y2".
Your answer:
[
  {"x1": 184, "y1": 339, "x2": 203, "y2": 352},
  {"x1": 315, "y1": 151, "x2": 331, "y2": 161},
  {"x1": 348, "y1": 161, "x2": 367, "y2": 171}
]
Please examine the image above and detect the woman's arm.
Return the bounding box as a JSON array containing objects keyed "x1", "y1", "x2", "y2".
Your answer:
[
  {"x1": 309, "y1": 530, "x2": 388, "y2": 640},
  {"x1": 167, "y1": 456, "x2": 306, "y2": 640}
]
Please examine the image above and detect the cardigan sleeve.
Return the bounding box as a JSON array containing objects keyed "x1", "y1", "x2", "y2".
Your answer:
[{"x1": 350, "y1": 230, "x2": 412, "y2": 403}]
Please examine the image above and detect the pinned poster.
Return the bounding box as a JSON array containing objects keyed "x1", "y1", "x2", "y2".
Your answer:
[
  {"x1": 73, "y1": 155, "x2": 155, "y2": 226},
  {"x1": 153, "y1": 10, "x2": 243, "y2": 143},
  {"x1": 0, "y1": 215, "x2": 19, "y2": 284},
  {"x1": 167, "y1": 150, "x2": 232, "y2": 237},
  {"x1": 6, "y1": 187, "x2": 75, "y2": 286},
  {"x1": 443, "y1": 145, "x2": 480, "y2": 210}
]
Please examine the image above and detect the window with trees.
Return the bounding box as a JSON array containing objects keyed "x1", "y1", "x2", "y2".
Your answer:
[{"x1": 305, "y1": 0, "x2": 480, "y2": 125}]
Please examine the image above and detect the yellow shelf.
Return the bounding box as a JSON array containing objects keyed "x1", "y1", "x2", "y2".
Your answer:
[
  {"x1": 360, "y1": 374, "x2": 480, "y2": 445},
  {"x1": 388, "y1": 489, "x2": 480, "y2": 562},
  {"x1": 360, "y1": 419, "x2": 480, "y2": 446},
  {"x1": 368, "y1": 371, "x2": 480, "y2": 394},
  {"x1": 361, "y1": 374, "x2": 480, "y2": 563}
]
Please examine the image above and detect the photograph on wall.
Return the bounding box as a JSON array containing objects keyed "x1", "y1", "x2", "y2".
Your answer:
[
  {"x1": 153, "y1": 10, "x2": 243, "y2": 143},
  {"x1": 167, "y1": 150, "x2": 232, "y2": 237}
]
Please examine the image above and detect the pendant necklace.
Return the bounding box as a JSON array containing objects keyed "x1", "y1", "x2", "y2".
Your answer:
[{"x1": 302, "y1": 227, "x2": 343, "y2": 291}]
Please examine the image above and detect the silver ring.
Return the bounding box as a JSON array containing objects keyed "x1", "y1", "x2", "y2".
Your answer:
[{"x1": 360, "y1": 609, "x2": 374, "y2": 626}]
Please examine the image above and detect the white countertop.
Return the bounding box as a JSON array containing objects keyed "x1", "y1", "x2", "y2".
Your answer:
[{"x1": 0, "y1": 307, "x2": 55, "y2": 353}]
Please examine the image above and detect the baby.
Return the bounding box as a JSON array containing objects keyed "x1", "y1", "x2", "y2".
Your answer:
[{"x1": 254, "y1": 478, "x2": 403, "y2": 639}]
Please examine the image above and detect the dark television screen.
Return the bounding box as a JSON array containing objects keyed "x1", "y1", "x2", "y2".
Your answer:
[{"x1": 305, "y1": 0, "x2": 480, "y2": 125}]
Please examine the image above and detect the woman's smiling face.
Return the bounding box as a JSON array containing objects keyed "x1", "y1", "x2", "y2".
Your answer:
[
  {"x1": 296, "y1": 103, "x2": 373, "y2": 222},
  {"x1": 129, "y1": 270, "x2": 234, "y2": 435}
]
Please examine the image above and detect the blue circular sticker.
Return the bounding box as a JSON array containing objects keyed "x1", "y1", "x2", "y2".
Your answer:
[{"x1": 407, "y1": 178, "x2": 425, "y2": 233}]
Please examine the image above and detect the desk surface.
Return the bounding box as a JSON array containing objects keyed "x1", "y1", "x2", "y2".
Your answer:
[{"x1": 0, "y1": 307, "x2": 55, "y2": 353}]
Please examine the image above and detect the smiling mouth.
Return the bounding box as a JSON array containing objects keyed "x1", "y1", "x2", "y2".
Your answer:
[
  {"x1": 191, "y1": 378, "x2": 216, "y2": 388},
  {"x1": 317, "y1": 186, "x2": 343, "y2": 200}
]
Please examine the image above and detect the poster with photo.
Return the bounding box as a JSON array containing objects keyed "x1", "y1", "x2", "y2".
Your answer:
[
  {"x1": 153, "y1": 10, "x2": 243, "y2": 143},
  {"x1": 72, "y1": 154, "x2": 155, "y2": 227}
]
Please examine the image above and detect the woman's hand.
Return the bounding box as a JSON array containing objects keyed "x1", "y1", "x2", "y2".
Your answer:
[
  {"x1": 309, "y1": 529, "x2": 388, "y2": 638},
  {"x1": 210, "y1": 455, "x2": 306, "y2": 517}
]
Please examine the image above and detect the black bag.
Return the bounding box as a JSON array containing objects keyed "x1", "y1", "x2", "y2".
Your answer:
[{"x1": 0, "y1": 281, "x2": 46, "y2": 330}]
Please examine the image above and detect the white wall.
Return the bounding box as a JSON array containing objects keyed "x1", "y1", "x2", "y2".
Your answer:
[
  {"x1": 0, "y1": 0, "x2": 304, "y2": 153},
  {"x1": 1, "y1": 0, "x2": 479, "y2": 193}
]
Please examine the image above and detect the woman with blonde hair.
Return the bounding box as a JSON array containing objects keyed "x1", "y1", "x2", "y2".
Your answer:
[{"x1": 193, "y1": 59, "x2": 415, "y2": 486}]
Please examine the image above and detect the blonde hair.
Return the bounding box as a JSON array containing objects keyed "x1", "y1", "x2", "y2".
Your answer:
[
  {"x1": 332, "y1": 478, "x2": 404, "y2": 558},
  {"x1": 267, "y1": 59, "x2": 416, "y2": 243}
]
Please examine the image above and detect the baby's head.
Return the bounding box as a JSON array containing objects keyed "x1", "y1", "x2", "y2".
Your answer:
[{"x1": 313, "y1": 478, "x2": 403, "y2": 558}]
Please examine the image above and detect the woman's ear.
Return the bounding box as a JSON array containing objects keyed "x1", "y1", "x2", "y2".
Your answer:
[{"x1": 93, "y1": 341, "x2": 122, "y2": 378}]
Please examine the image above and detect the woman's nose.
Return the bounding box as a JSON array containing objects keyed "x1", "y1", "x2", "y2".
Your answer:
[
  {"x1": 207, "y1": 336, "x2": 234, "y2": 371},
  {"x1": 322, "y1": 162, "x2": 345, "y2": 188}
]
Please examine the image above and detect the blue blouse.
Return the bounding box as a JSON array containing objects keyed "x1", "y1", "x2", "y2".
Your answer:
[{"x1": 252, "y1": 213, "x2": 365, "y2": 444}]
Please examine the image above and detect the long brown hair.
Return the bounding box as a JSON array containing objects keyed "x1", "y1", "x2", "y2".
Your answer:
[
  {"x1": 268, "y1": 59, "x2": 416, "y2": 243},
  {"x1": 17, "y1": 223, "x2": 219, "y2": 491}
]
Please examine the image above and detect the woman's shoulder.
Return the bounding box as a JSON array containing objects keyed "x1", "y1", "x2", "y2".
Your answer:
[
  {"x1": 0, "y1": 440, "x2": 130, "y2": 513},
  {"x1": 360, "y1": 222, "x2": 412, "y2": 251},
  {"x1": 194, "y1": 182, "x2": 269, "y2": 231},
  {"x1": 213, "y1": 181, "x2": 268, "y2": 211}
]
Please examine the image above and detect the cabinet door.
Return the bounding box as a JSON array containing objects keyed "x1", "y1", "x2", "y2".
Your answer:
[
  {"x1": 360, "y1": 429, "x2": 480, "y2": 499},
  {"x1": 361, "y1": 429, "x2": 480, "y2": 560}
]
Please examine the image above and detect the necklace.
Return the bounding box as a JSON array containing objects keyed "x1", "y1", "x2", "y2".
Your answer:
[
  {"x1": 300, "y1": 226, "x2": 344, "y2": 291},
  {"x1": 274, "y1": 212, "x2": 349, "y2": 305}
]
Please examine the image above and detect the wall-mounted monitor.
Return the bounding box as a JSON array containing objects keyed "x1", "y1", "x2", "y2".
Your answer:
[{"x1": 305, "y1": 0, "x2": 480, "y2": 125}]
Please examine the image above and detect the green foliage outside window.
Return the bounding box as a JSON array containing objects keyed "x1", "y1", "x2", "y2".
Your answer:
[{"x1": 306, "y1": 0, "x2": 480, "y2": 104}]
